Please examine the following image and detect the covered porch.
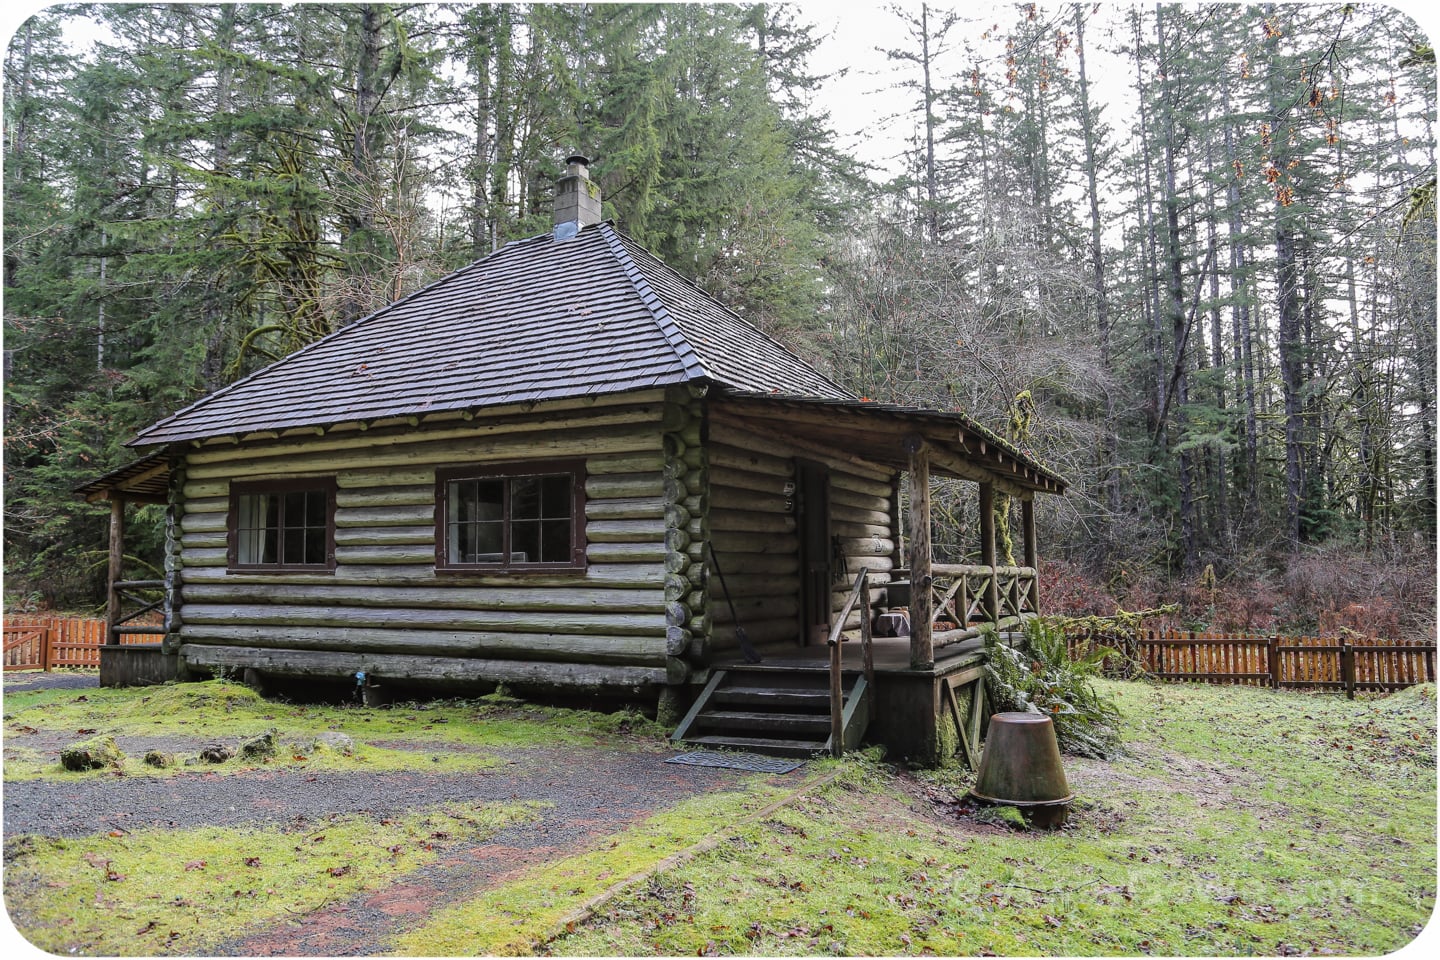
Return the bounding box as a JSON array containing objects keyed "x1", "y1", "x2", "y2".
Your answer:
[
  {"x1": 679, "y1": 394, "x2": 1066, "y2": 765},
  {"x1": 73, "y1": 453, "x2": 180, "y2": 687}
]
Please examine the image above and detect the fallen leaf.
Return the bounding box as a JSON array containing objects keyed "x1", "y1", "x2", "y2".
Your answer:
[
  {"x1": 244, "y1": 857, "x2": 261, "y2": 867},
  {"x1": 184, "y1": 861, "x2": 206, "y2": 872},
  {"x1": 327, "y1": 866, "x2": 350, "y2": 878}
]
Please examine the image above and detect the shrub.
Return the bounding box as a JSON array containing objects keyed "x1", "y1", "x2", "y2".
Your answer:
[{"x1": 984, "y1": 618, "x2": 1121, "y2": 759}]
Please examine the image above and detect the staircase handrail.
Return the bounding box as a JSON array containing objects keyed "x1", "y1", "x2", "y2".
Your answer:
[{"x1": 828, "y1": 567, "x2": 872, "y2": 757}]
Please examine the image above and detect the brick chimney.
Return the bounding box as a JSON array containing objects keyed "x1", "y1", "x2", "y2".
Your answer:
[{"x1": 553, "y1": 155, "x2": 602, "y2": 239}]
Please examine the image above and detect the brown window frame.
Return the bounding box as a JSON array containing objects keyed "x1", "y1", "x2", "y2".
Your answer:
[
  {"x1": 435, "y1": 460, "x2": 587, "y2": 573},
  {"x1": 226, "y1": 478, "x2": 338, "y2": 573}
]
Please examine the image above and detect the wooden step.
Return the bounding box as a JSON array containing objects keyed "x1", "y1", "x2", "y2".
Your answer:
[
  {"x1": 685, "y1": 734, "x2": 828, "y2": 757},
  {"x1": 711, "y1": 686, "x2": 832, "y2": 709},
  {"x1": 693, "y1": 709, "x2": 831, "y2": 734}
]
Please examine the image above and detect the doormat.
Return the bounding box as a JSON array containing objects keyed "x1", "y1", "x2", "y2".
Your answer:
[{"x1": 665, "y1": 751, "x2": 803, "y2": 774}]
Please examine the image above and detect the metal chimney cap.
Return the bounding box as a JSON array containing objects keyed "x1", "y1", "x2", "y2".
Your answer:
[{"x1": 565, "y1": 155, "x2": 591, "y2": 175}]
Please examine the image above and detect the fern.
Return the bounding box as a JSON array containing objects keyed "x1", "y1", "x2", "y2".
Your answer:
[{"x1": 984, "y1": 618, "x2": 1122, "y2": 759}]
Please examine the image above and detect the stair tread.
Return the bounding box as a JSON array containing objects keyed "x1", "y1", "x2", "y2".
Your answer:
[{"x1": 695, "y1": 710, "x2": 831, "y2": 732}]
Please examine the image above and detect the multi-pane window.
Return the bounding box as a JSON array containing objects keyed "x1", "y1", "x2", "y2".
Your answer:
[
  {"x1": 437, "y1": 462, "x2": 584, "y2": 570},
  {"x1": 228, "y1": 480, "x2": 335, "y2": 571}
]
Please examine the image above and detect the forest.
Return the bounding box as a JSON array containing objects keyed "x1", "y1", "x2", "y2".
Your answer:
[{"x1": 3, "y1": 2, "x2": 1436, "y2": 639}]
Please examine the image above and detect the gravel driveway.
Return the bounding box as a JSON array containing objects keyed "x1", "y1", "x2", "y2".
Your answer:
[{"x1": 2, "y1": 670, "x2": 790, "y2": 955}]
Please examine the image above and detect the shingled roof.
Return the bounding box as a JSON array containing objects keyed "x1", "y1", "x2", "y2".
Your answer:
[{"x1": 129, "y1": 222, "x2": 854, "y2": 447}]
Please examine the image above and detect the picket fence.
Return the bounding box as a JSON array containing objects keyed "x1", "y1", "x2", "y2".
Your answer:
[
  {"x1": 3, "y1": 616, "x2": 164, "y2": 671},
  {"x1": 1067, "y1": 628, "x2": 1436, "y2": 697}
]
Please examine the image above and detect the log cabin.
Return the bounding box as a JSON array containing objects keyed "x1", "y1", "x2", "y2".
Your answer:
[{"x1": 77, "y1": 157, "x2": 1065, "y2": 765}]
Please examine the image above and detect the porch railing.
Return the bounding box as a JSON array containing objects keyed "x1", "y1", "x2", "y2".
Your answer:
[
  {"x1": 109, "y1": 579, "x2": 168, "y2": 644},
  {"x1": 929, "y1": 563, "x2": 1037, "y2": 646},
  {"x1": 828, "y1": 567, "x2": 875, "y2": 757}
]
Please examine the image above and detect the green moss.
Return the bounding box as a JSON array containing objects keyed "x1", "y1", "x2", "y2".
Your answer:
[
  {"x1": 394, "y1": 779, "x2": 791, "y2": 956},
  {"x1": 4, "y1": 679, "x2": 670, "y2": 781},
  {"x1": 4, "y1": 801, "x2": 542, "y2": 956}
]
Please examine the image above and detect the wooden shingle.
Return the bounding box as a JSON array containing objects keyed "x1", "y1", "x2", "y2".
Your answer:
[{"x1": 131, "y1": 223, "x2": 853, "y2": 447}]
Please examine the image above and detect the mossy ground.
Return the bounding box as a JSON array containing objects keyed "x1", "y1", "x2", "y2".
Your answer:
[
  {"x1": 3, "y1": 800, "x2": 542, "y2": 956},
  {"x1": 4, "y1": 677, "x2": 1435, "y2": 955},
  {"x1": 545, "y1": 680, "x2": 1436, "y2": 956},
  {"x1": 2, "y1": 679, "x2": 663, "y2": 780}
]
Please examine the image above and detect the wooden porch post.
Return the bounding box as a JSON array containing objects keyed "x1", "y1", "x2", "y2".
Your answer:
[
  {"x1": 906, "y1": 436, "x2": 933, "y2": 669},
  {"x1": 106, "y1": 494, "x2": 126, "y2": 646},
  {"x1": 1022, "y1": 496, "x2": 1040, "y2": 612},
  {"x1": 979, "y1": 482, "x2": 999, "y2": 623}
]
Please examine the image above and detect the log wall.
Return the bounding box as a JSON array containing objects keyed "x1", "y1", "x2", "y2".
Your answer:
[
  {"x1": 174, "y1": 390, "x2": 685, "y2": 691},
  {"x1": 705, "y1": 407, "x2": 897, "y2": 657}
]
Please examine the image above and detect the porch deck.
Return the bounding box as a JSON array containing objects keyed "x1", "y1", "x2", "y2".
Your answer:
[{"x1": 724, "y1": 633, "x2": 990, "y2": 677}]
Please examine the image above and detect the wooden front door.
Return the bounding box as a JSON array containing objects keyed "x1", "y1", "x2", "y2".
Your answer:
[{"x1": 796, "y1": 458, "x2": 831, "y2": 647}]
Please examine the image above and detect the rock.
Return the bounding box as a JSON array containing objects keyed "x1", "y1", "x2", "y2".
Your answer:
[
  {"x1": 60, "y1": 735, "x2": 124, "y2": 771},
  {"x1": 239, "y1": 729, "x2": 277, "y2": 760},
  {"x1": 142, "y1": 750, "x2": 175, "y2": 769},
  {"x1": 312, "y1": 732, "x2": 354, "y2": 754},
  {"x1": 199, "y1": 743, "x2": 233, "y2": 764}
]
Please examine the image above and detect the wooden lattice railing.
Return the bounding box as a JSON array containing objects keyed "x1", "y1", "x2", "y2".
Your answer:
[{"x1": 929, "y1": 564, "x2": 1037, "y2": 638}]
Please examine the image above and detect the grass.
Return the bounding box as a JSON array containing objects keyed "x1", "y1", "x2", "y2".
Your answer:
[
  {"x1": 547, "y1": 680, "x2": 1436, "y2": 956},
  {"x1": 2, "y1": 679, "x2": 665, "y2": 780},
  {"x1": 3, "y1": 677, "x2": 1435, "y2": 955},
  {"x1": 3, "y1": 800, "x2": 543, "y2": 956}
]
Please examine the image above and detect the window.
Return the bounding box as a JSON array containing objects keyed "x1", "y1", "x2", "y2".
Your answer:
[
  {"x1": 227, "y1": 479, "x2": 336, "y2": 572},
  {"x1": 436, "y1": 461, "x2": 586, "y2": 571}
]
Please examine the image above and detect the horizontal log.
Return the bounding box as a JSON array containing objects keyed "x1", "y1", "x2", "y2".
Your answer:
[
  {"x1": 179, "y1": 643, "x2": 669, "y2": 688},
  {"x1": 340, "y1": 467, "x2": 439, "y2": 489},
  {"x1": 709, "y1": 531, "x2": 798, "y2": 556},
  {"x1": 842, "y1": 556, "x2": 895, "y2": 575},
  {"x1": 334, "y1": 544, "x2": 436, "y2": 565},
  {"x1": 585, "y1": 518, "x2": 665, "y2": 543},
  {"x1": 931, "y1": 564, "x2": 1036, "y2": 578},
  {"x1": 179, "y1": 625, "x2": 668, "y2": 665},
  {"x1": 180, "y1": 512, "x2": 227, "y2": 534},
  {"x1": 182, "y1": 603, "x2": 666, "y2": 636},
  {"x1": 181, "y1": 533, "x2": 227, "y2": 551},
  {"x1": 711, "y1": 595, "x2": 798, "y2": 625},
  {"x1": 701, "y1": 552, "x2": 796, "y2": 576},
  {"x1": 710, "y1": 509, "x2": 797, "y2": 535},
  {"x1": 586, "y1": 496, "x2": 666, "y2": 521},
  {"x1": 709, "y1": 486, "x2": 791, "y2": 515},
  {"x1": 708, "y1": 464, "x2": 790, "y2": 497},
  {"x1": 333, "y1": 525, "x2": 434, "y2": 548},
  {"x1": 185, "y1": 424, "x2": 662, "y2": 481},
  {"x1": 181, "y1": 582, "x2": 664, "y2": 613},
  {"x1": 586, "y1": 452, "x2": 666, "y2": 476},
  {"x1": 587, "y1": 542, "x2": 668, "y2": 564},
  {"x1": 706, "y1": 440, "x2": 795, "y2": 480},
  {"x1": 828, "y1": 486, "x2": 892, "y2": 514},
  {"x1": 830, "y1": 505, "x2": 893, "y2": 528},
  {"x1": 838, "y1": 536, "x2": 896, "y2": 557},
  {"x1": 335, "y1": 484, "x2": 435, "y2": 508},
  {"x1": 586, "y1": 473, "x2": 664, "y2": 500},
  {"x1": 706, "y1": 573, "x2": 800, "y2": 598},
  {"x1": 336, "y1": 505, "x2": 435, "y2": 528},
  {"x1": 831, "y1": 520, "x2": 892, "y2": 540},
  {"x1": 180, "y1": 562, "x2": 668, "y2": 589},
  {"x1": 708, "y1": 618, "x2": 800, "y2": 649},
  {"x1": 185, "y1": 401, "x2": 666, "y2": 466}
]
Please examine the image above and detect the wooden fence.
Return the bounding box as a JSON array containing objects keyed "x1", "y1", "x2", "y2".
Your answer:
[
  {"x1": 1067, "y1": 629, "x2": 1436, "y2": 698},
  {"x1": 3, "y1": 616, "x2": 163, "y2": 671}
]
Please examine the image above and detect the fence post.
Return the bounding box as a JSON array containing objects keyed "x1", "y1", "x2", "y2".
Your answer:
[
  {"x1": 41, "y1": 625, "x2": 53, "y2": 672},
  {"x1": 1267, "y1": 635, "x2": 1278, "y2": 688},
  {"x1": 1342, "y1": 641, "x2": 1356, "y2": 700}
]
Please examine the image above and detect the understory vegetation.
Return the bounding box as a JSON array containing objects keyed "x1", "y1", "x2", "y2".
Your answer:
[{"x1": 4, "y1": 678, "x2": 1434, "y2": 956}]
